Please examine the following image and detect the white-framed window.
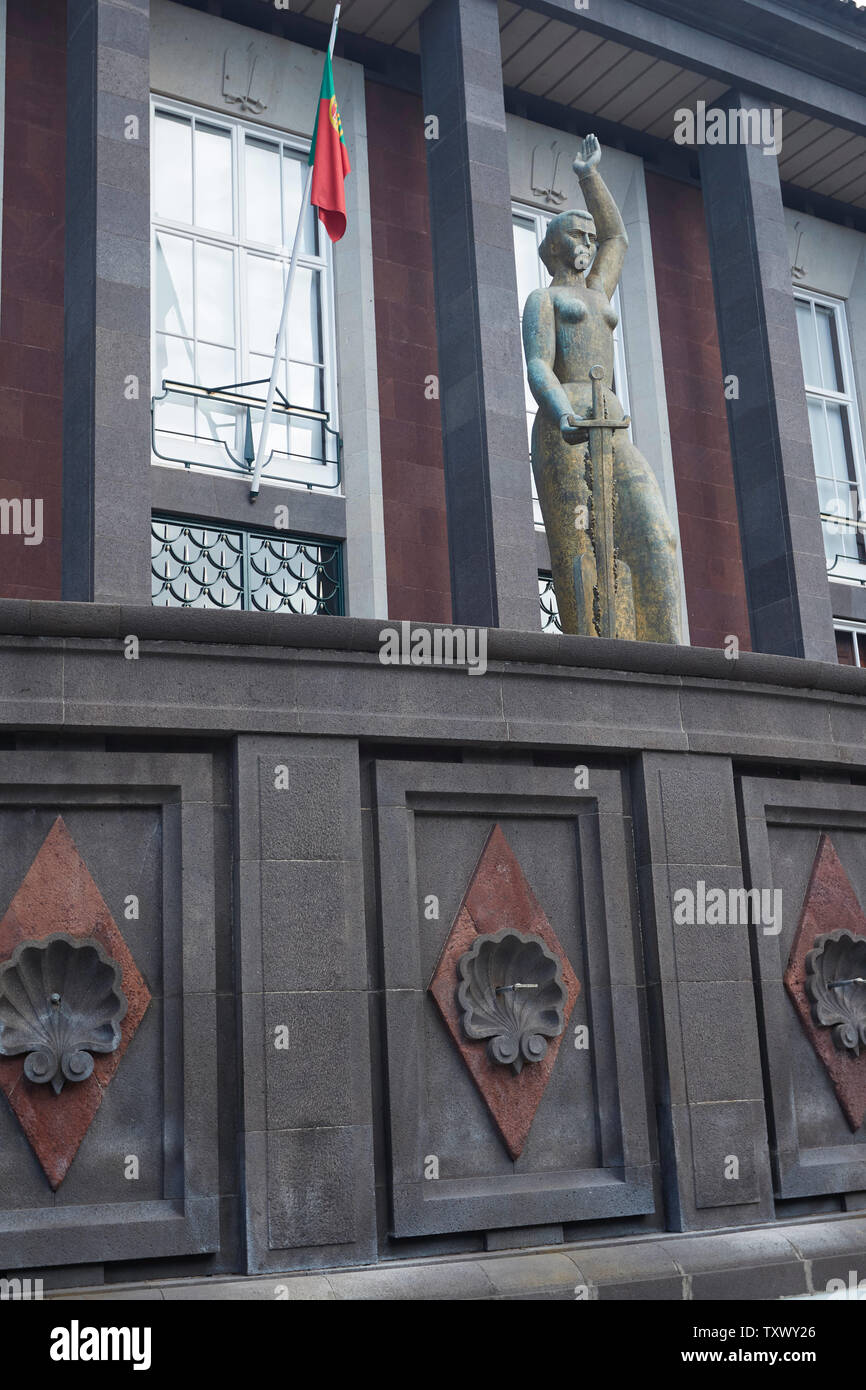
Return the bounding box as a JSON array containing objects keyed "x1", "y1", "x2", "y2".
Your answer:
[
  {"x1": 834, "y1": 621, "x2": 866, "y2": 666},
  {"x1": 513, "y1": 202, "x2": 630, "y2": 530},
  {"x1": 795, "y1": 290, "x2": 866, "y2": 583},
  {"x1": 150, "y1": 98, "x2": 340, "y2": 491}
]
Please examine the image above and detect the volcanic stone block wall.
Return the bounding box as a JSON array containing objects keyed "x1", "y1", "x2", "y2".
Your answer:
[
  {"x1": 0, "y1": 613, "x2": 864, "y2": 1285},
  {"x1": 0, "y1": 0, "x2": 66, "y2": 600},
  {"x1": 644, "y1": 174, "x2": 752, "y2": 654},
  {"x1": 234, "y1": 735, "x2": 376, "y2": 1274},
  {"x1": 0, "y1": 748, "x2": 224, "y2": 1272},
  {"x1": 365, "y1": 81, "x2": 451, "y2": 627}
]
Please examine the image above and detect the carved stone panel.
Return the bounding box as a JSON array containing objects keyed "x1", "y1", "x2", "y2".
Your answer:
[
  {"x1": 429, "y1": 829, "x2": 579, "y2": 1157},
  {"x1": 741, "y1": 778, "x2": 866, "y2": 1199},
  {"x1": 784, "y1": 834, "x2": 866, "y2": 1131},
  {"x1": 0, "y1": 750, "x2": 220, "y2": 1271},
  {"x1": 0, "y1": 818, "x2": 151, "y2": 1189},
  {"x1": 375, "y1": 761, "x2": 654, "y2": 1238}
]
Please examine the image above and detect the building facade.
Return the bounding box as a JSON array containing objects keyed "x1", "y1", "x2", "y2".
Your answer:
[{"x1": 0, "y1": 0, "x2": 866, "y2": 1297}]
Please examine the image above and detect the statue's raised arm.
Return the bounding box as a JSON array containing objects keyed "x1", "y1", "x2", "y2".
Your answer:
[{"x1": 572, "y1": 134, "x2": 628, "y2": 300}]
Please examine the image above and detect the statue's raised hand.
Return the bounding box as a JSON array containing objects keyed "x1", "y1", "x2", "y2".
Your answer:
[{"x1": 573, "y1": 134, "x2": 601, "y2": 179}]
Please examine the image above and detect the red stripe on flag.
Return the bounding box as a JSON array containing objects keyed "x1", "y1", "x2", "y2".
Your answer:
[{"x1": 311, "y1": 95, "x2": 351, "y2": 243}]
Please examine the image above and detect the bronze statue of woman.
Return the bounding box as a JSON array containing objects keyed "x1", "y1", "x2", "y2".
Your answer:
[{"x1": 522, "y1": 134, "x2": 681, "y2": 643}]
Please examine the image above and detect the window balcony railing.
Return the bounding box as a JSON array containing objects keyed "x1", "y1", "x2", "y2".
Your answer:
[
  {"x1": 151, "y1": 379, "x2": 343, "y2": 491},
  {"x1": 821, "y1": 510, "x2": 866, "y2": 584},
  {"x1": 151, "y1": 514, "x2": 343, "y2": 614}
]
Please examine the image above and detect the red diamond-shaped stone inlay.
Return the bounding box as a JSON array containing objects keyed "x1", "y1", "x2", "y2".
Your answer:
[
  {"x1": 785, "y1": 833, "x2": 866, "y2": 1131},
  {"x1": 428, "y1": 824, "x2": 580, "y2": 1158},
  {"x1": 0, "y1": 817, "x2": 151, "y2": 1188}
]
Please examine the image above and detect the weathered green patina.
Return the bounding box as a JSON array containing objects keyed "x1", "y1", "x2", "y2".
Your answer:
[{"x1": 522, "y1": 135, "x2": 681, "y2": 643}]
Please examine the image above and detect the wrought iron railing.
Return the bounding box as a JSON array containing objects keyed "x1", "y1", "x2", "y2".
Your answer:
[
  {"x1": 151, "y1": 379, "x2": 343, "y2": 490},
  {"x1": 538, "y1": 572, "x2": 562, "y2": 633},
  {"x1": 151, "y1": 515, "x2": 343, "y2": 614}
]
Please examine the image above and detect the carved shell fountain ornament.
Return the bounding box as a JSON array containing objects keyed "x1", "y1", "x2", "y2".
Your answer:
[
  {"x1": 805, "y1": 929, "x2": 866, "y2": 1056},
  {"x1": 457, "y1": 928, "x2": 567, "y2": 1074},
  {"x1": 0, "y1": 934, "x2": 127, "y2": 1094}
]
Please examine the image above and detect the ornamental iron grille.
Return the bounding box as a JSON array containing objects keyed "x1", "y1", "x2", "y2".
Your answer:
[
  {"x1": 151, "y1": 515, "x2": 343, "y2": 614},
  {"x1": 539, "y1": 572, "x2": 562, "y2": 633}
]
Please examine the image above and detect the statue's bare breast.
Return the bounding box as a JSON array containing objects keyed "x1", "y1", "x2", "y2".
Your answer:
[{"x1": 545, "y1": 286, "x2": 619, "y2": 391}]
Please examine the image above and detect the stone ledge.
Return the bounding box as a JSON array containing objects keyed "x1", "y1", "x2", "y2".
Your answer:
[
  {"x1": 43, "y1": 1215, "x2": 866, "y2": 1301},
  {"x1": 0, "y1": 597, "x2": 863, "y2": 698}
]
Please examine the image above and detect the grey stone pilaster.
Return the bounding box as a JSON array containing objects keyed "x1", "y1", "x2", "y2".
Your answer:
[
  {"x1": 419, "y1": 0, "x2": 539, "y2": 630},
  {"x1": 634, "y1": 752, "x2": 775, "y2": 1231},
  {"x1": 233, "y1": 735, "x2": 376, "y2": 1273},
  {"x1": 699, "y1": 93, "x2": 835, "y2": 662},
  {"x1": 64, "y1": 0, "x2": 151, "y2": 604}
]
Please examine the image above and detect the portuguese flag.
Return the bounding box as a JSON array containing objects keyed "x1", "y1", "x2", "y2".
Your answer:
[{"x1": 309, "y1": 50, "x2": 351, "y2": 242}]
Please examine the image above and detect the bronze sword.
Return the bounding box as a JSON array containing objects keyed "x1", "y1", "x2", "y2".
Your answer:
[{"x1": 582, "y1": 364, "x2": 630, "y2": 638}]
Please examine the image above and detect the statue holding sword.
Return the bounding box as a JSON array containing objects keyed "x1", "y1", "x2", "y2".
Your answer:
[{"x1": 522, "y1": 134, "x2": 681, "y2": 642}]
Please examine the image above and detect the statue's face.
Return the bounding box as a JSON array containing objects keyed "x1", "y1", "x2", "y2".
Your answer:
[{"x1": 551, "y1": 215, "x2": 597, "y2": 273}]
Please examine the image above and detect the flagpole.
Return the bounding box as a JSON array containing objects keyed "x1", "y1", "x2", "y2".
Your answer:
[{"x1": 250, "y1": 3, "x2": 341, "y2": 500}]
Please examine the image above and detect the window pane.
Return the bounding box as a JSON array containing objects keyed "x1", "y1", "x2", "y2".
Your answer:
[
  {"x1": 825, "y1": 400, "x2": 855, "y2": 482},
  {"x1": 815, "y1": 305, "x2": 843, "y2": 393},
  {"x1": 858, "y1": 634, "x2": 866, "y2": 668},
  {"x1": 288, "y1": 361, "x2": 322, "y2": 410},
  {"x1": 154, "y1": 335, "x2": 194, "y2": 435},
  {"x1": 289, "y1": 363, "x2": 324, "y2": 461},
  {"x1": 249, "y1": 351, "x2": 290, "y2": 457},
  {"x1": 196, "y1": 243, "x2": 235, "y2": 347},
  {"x1": 807, "y1": 397, "x2": 830, "y2": 474},
  {"x1": 816, "y1": 476, "x2": 838, "y2": 515},
  {"x1": 155, "y1": 233, "x2": 194, "y2": 336},
  {"x1": 196, "y1": 342, "x2": 238, "y2": 442},
  {"x1": 836, "y1": 631, "x2": 856, "y2": 665},
  {"x1": 249, "y1": 351, "x2": 288, "y2": 399},
  {"x1": 283, "y1": 151, "x2": 317, "y2": 254},
  {"x1": 154, "y1": 112, "x2": 192, "y2": 224},
  {"x1": 155, "y1": 332, "x2": 194, "y2": 387},
  {"x1": 291, "y1": 267, "x2": 322, "y2": 363},
  {"x1": 245, "y1": 254, "x2": 283, "y2": 356},
  {"x1": 245, "y1": 137, "x2": 282, "y2": 246},
  {"x1": 194, "y1": 123, "x2": 233, "y2": 234},
  {"x1": 796, "y1": 299, "x2": 820, "y2": 389},
  {"x1": 514, "y1": 216, "x2": 541, "y2": 310}
]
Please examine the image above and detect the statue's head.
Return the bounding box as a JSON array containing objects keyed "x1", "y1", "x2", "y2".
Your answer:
[{"x1": 539, "y1": 210, "x2": 597, "y2": 275}]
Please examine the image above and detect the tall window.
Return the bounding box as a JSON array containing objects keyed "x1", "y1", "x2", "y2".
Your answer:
[
  {"x1": 513, "y1": 204, "x2": 630, "y2": 529},
  {"x1": 834, "y1": 622, "x2": 866, "y2": 666},
  {"x1": 795, "y1": 291, "x2": 866, "y2": 582},
  {"x1": 151, "y1": 100, "x2": 339, "y2": 490}
]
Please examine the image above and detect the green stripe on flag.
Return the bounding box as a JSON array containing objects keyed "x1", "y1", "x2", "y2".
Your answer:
[{"x1": 309, "y1": 52, "x2": 337, "y2": 165}]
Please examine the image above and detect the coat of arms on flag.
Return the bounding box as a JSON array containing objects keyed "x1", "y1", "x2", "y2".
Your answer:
[{"x1": 309, "y1": 50, "x2": 351, "y2": 243}]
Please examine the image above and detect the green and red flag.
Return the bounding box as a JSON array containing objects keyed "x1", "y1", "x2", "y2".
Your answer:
[{"x1": 309, "y1": 50, "x2": 351, "y2": 242}]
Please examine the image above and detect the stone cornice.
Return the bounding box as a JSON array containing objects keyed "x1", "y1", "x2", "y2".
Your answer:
[{"x1": 2, "y1": 598, "x2": 865, "y2": 702}]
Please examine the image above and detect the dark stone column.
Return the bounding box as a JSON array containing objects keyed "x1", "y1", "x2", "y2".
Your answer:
[
  {"x1": 635, "y1": 752, "x2": 775, "y2": 1232},
  {"x1": 63, "y1": 0, "x2": 151, "y2": 603},
  {"x1": 699, "y1": 93, "x2": 836, "y2": 662},
  {"x1": 419, "y1": 0, "x2": 539, "y2": 631}
]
